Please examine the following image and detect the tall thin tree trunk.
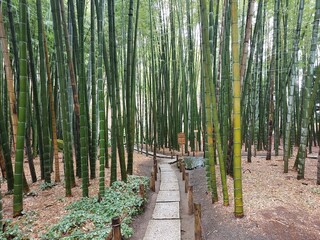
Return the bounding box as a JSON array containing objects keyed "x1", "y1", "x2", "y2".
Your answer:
[
  {"x1": 266, "y1": 0, "x2": 279, "y2": 160},
  {"x1": 90, "y1": 0, "x2": 97, "y2": 179},
  {"x1": 95, "y1": 0, "x2": 106, "y2": 198},
  {"x1": 296, "y1": 0, "x2": 320, "y2": 179},
  {"x1": 6, "y1": 0, "x2": 19, "y2": 105},
  {"x1": 36, "y1": 0, "x2": 52, "y2": 183},
  {"x1": 200, "y1": 0, "x2": 229, "y2": 205},
  {"x1": 231, "y1": 0, "x2": 244, "y2": 218},
  {"x1": 50, "y1": 0, "x2": 73, "y2": 197},
  {"x1": 284, "y1": 0, "x2": 304, "y2": 173},
  {"x1": 126, "y1": 0, "x2": 134, "y2": 175},
  {"x1": 13, "y1": 0, "x2": 28, "y2": 217},
  {"x1": 240, "y1": 0, "x2": 255, "y2": 87},
  {"x1": 0, "y1": 3, "x2": 17, "y2": 148}
]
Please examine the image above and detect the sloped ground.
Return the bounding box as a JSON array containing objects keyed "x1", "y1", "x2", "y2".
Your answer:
[{"x1": 190, "y1": 148, "x2": 320, "y2": 240}]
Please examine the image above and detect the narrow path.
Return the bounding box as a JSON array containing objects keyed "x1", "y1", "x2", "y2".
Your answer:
[{"x1": 143, "y1": 159, "x2": 181, "y2": 240}]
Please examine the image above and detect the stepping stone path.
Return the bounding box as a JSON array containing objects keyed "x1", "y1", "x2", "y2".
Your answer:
[{"x1": 143, "y1": 161, "x2": 181, "y2": 240}]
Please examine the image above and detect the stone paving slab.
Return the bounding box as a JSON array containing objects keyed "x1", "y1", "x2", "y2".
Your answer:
[
  {"x1": 159, "y1": 165, "x2": 173, "y2": 172},
  {"x1": 160, "y1": 181, "x2": 179, "y2": 191},
  {"x1": 160, "y1": 172, "x2": 177, "y2": 179},
  {"x1": 160, "y1": 174, "x2": 178, "y2": 182},
  {"x1": 152, "y1": 202, "x2": 180, "y2": 219},
  {"x1": 156, "y1": 190, "x2": 180, "y2": 202},
  {"x1": 159, "y1": 163, "x2": 171, "y2": 167},
  {"x1": 143, "y1": 220, "x2": 181, "y2": 240}
]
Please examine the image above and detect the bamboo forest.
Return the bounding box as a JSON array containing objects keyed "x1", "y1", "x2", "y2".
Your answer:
[{"x1": 0, "y1": 0, "x2": 319, "y2": 239}]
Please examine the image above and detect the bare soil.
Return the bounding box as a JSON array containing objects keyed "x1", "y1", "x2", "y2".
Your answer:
[
  {"x1": 1, "y1": 146, "x2": 320, "y2": 239},
  {"x1": 188, "y1": 147, "x2": 320, "y2": 240}
]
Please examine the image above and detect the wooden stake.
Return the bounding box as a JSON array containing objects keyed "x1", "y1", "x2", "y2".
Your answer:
[
  {"x1": 194, "y1": 203, "x2": 202, "y2": 240},
  {"x1": 188, "y1": 186, "x2": 194, "y2": 215},
  {"x1": 185, "y1": 172, "x2": 189, "y2": 193},
  {"x1": 139, "y1": 184, "x2": 145, "y2": 199},
  {"x1": 182, "y1": 163, "x2": 186, "y2": 180},
  {"x1": 112, "y1": 216, "x2": 121, "y2": 240},
  {"x1": 176, "y1": 155, "x2": 179, "y2": 169},
  {"x1": 150, "y1": 172, "x2": 155, "y2": 192},
  {"x1": 153, "y1": 163, "x2": 157, "y2": 181}
]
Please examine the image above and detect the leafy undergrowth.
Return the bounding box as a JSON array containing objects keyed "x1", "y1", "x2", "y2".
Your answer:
[{"x1": 0, "y1": 175, "x2": 149, "y2": 240}]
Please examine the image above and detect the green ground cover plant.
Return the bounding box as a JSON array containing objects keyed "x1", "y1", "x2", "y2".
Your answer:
[{"x1": 0, "y1": 175, "x2": 149, "y2": 240}]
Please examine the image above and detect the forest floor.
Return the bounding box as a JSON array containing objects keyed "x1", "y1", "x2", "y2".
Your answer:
[
  {"x1": 1, "y1": 145, "x2": 320, "y2": 239},
  {"x1": 1, "y1": 151, "x2": 154, "y2": 239},
  {"x1": 189, "y1": 148, "x2": 320, "y2": 240},
  {"x1": 132, "y1": 146, "x2": 320, "y2": 240}
]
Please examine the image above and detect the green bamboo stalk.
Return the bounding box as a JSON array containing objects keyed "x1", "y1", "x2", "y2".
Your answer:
[
  {"x1": 74, "y1": 0, "x2": 89, "y2": 196},
  {"x1": 126, "y1": 0, "x2": 134, "y2": 175},
  {"x1": 108, "y1": 0, "x2": 118, "y2": 184},
  {"x1": 25, "y1": 19, "x2": 38, "y2": 183},
  {"x1": 297, "y1": 0, "x2": 320, "y2": 179},
  {"x1": 95, "y1": 0, "x2": 106, "y2": 198},
  {"x1": 50, "y1": 0, "x2": 73, "y2": 197},
  {"x1": 169, "y1": 0, "x2": 178, "y2": 150},
  {"x1": 266, "y1": 0, "x2": 279, "y2": 160},
  {"x1": 284, "y1": 0, "x2": 304, "y2": 173},
  {"x1": 13, "y1": 0, "x2": 28, "y2": 217},
  {"x1": 230, "y1": 0, "x2": 244, "y2": 218},
  {"x1": 200, "y1": 0, "x2": 229, "y2": 205},
  {"x1": 273, "y1": 0, "x2": 281, "y2": 157},
  {"x1": 43, "y1": 23, "x2": 60, "y2": 182},
  {"x1": 149, "y1": 0, "x2": 157, "y2": 163},
  {"x1": 36, "y1": 0, "x2": 51, "y2": 184},
  {"x1": 90, "y1": 0, "x2": 97, "y2": 179}
]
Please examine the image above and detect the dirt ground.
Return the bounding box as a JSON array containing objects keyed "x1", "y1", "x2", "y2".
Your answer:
[
  {"x1": 188, "y1": 148, "x2": 320, "y2": 240},
  {"x1": 1, "y1": 146, "x2": 320, "y2": 239},
  {"x1": 1, "y1": 151, "x2": 154, "y2": 239},
  {"x1": 131, "y1": 146, "x2": 320, "y2": 240}
]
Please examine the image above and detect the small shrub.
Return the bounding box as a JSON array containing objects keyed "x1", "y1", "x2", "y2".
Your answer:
[
  {"x1": 0, "y1": 220, "x2": 24, "y2": 240},
  {"x1": 39, "y1": 182, "x2": 56, "y2": 191},
  {"x1": 311, "y1": 187, "x2": 320, "y2": 194}
]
